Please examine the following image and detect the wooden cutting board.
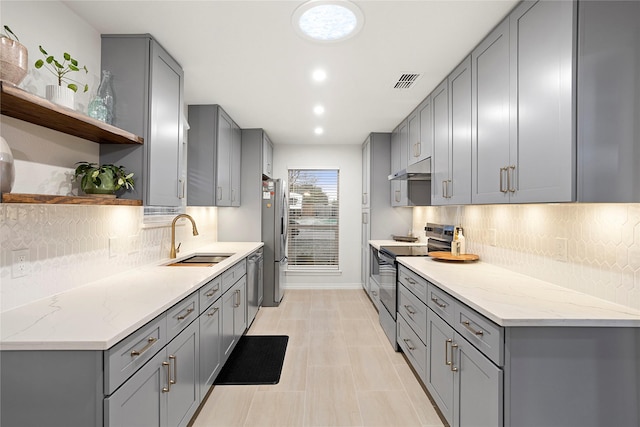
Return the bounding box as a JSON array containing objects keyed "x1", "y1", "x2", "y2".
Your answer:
[{"x1": 428, "y1": 251, "x2": 479, "y2": 262}]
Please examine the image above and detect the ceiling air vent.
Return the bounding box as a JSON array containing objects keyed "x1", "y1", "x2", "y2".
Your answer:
[{"x1": 393, "y1": 73, "x2": 422, "y2": 89}]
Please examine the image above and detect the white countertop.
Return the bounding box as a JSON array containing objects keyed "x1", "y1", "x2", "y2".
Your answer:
[
  {"x1": 369, "y1": 239, "x2": 428, "y2": 250},
  {"x1": 0, "y1": 242, "x2": 263, "y2": 351},
  {"x1": 398, "y1": 257, "x2": 640, "y2": 328}
]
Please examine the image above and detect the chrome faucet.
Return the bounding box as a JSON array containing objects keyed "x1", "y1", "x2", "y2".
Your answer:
[{"x1": 170, "y1": 214, "x2": 199, "y2": 258}]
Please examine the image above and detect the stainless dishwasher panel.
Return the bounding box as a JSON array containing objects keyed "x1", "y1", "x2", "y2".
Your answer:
[{"x1": 247, "y1": 248, "x2": 263, "y2": 326}]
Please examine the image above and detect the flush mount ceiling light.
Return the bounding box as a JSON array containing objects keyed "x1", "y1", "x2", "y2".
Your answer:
[
  {"x1": 312, "y1": 69, "x2": 327, "y2": 82},
  {"x1": 293, "y1": 0, "x2": 364, "y2": 43},
  {"x1": 313, "y1": 105, "x2": 325, "y2": 115},
  {"x1": 314, "y1": 127, "x2": 324, "y2": 135}
]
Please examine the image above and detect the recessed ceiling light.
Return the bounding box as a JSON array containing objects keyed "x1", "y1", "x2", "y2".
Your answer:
[
  {"x1": 314, "y1": 127, "x2": 324, "y2": 135},
  {"x1": 312, "y1": 69, "x2": 327, "y2": 82},
  {"x1": 293, "y1": 0, "x2": 364, "y2": 43},
  {"x1": 313, "y1": 105, "x2": 325, "y2": 115}
]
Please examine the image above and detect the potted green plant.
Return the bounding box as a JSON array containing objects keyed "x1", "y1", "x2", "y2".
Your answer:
[
  {"x1": 73, "y1": 161, "x2": 134, "y2": 197},
  {"x1": 34, "y1": 45, "x2": 88, "y2": 109},
  {"x1": 0, "y1": 25, "x2": 28, "y2": 86}
]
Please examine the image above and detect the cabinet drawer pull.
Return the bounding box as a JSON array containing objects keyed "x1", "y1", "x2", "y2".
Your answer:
[
  {"x1": 177, "y1": 307, "x2": 195, "y2": 321},
  {"x1": 130, "y1": 336, "x2": 157, "y2": 357},
  {"x1": 431, "y1": 296, "x2": 447, "y2": 309},
  {"x1": 371, "y1": 291, "x2": 377, "y2": 297},
  {"x1": 162, "y1": 361, "x2": 171, "y2": 393},
  {"x1": 205, "y1": 286, "x2": 220, "y2": 298},
  {"x1": 207, "y1": 307, "x2": 219, "y2": 317},
  {"x1": 403, "y1": 338, "x2": 416, "y2": 351},
  {"x1": 405, "y1": 277, "x2": 416, "y2": 285},
  {"x1": 403, "y1": 304, "x2": 416, "y2": 315},
  {"x1": 169, "y1": 354, "x2": 177, "y2": 385},
  {"x1": 462, "y1": 320, "x2": 484, "y2": 336}
]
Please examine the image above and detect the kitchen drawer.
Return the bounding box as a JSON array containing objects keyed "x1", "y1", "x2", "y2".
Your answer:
[
  {"x1": 104, "y1": 314, "x2": 166, "y2": 395},
  {"x1": 454, "y1": 302, "x2": 504, "y2": 366},
  {"x1": 199, "y1": 276, "x2": 222, "y2": 313},
  {"x1": 398, "y1": 283, "x2": 427, "y2": 344},
  {"x1": 222, "y1": 260, "x2": 247, "y2": 293},
  {"x1": 397, "y1": 314, "x2": 426, "y2": 382},
  {"x1": 167, "y1": 292, "x2": 199, "y2": 341},
  {"x1": 398, "y1": 265, "x2": 428, "y2": 303},
  {"x1": 427, "y1": 284, "x2": 455, "y2": 325}
]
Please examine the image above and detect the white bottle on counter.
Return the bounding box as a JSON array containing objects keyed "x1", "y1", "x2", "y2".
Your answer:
[{"x1": 457, "y1": 228, "x2": 466, "y2": 255}]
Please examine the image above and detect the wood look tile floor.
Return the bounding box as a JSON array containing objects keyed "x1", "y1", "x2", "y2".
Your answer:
[{"x1": 191, "y1": 289, "x2": 445, "y2": 427}]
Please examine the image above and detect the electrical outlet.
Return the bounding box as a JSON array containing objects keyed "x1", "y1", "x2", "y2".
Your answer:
[
  {"x1": 555, "y1": 237, "x2": 568, "y2": 262},
  {"x1": 489, "y1": 229, "x2": 497, "y2": 246},
  {"x1": 12, "y1": 249, "x2": 30, "y2": 278}
]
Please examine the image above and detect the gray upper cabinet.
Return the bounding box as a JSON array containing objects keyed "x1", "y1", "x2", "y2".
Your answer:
[
  {"x1": 472, "y1": 1, "x2": 575, "y2": 204},
  {"x1": 408, "y1": 96, "x2": 432, "y2": 166},
  {"x1": 262, "y1": 133, "x2": 274, "y2": 179},
  {"x1": 577, "y1": 0, "x2": 640, "y2": 202},
  {"x1": 187, "y1": 105, "x2": 241, "y2": 207},
  {"x1": 471, "y1": 19, "x2": 512, "y2": 204},
  {"x1": 100, "y1": 34, "x2": 184, "y2": 207},
  {"x1": 508, "y1": 0, "x2": 575, "y2": 203},
  {"x1": 391, "y1": 120, "x2": 409, "y2": 207},
  {"x1": 433, "y1": 56, "x2": 472, "y2": 206}
]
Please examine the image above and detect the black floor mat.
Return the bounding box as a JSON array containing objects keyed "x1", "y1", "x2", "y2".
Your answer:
[{"x1": 214, "y1": 335, "x2": 289, "y2": 385}]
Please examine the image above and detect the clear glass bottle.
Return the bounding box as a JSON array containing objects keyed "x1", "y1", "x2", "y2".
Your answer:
[{"x1": 88, "y1": 70, "x2": 114, "y2": 124}]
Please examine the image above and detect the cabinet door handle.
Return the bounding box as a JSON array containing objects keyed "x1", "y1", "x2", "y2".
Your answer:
[
  {"x1": 431, "y1": 296, "x2": 447, "y2": 309},
  {"x1": 177, "y1": 307, "x2": 194, "y2": 321},
  {"x1": 499, "y1": 167, "x2": 508, "y2": 193},
  {"x1": 162, "y1": 361, "x2": 171, "y2": 392},
  {"x1": 442, "y1": 180, "x2": 447, "y2": 198},
  {"x1": 206, "y1": 285, "x2": 220, "y2": 298},
  {"x1": 130, "y1": 336, "x2": 157, "y2": 357},
  {"x1": 445, "y1": 338, "x2": 452, "y2": 366},
  {"x1": 462, "y1": 320, "x2": 484, "y2": 336},
  {"x1": 178, "y1": 178, "x2": 185, "y2": 199},
  {"x1": 403, "y1": 338, "x2": 416, "y2": 351},
  {"x1": 207, "y1": 307, "x2": 219, "y2": 317},
  {"x1": 403, "y1": 304, "x2": 416, "y2": 315},
  {"x1": 508, "y1": 165, "x2": 516, "y2": 193},
  {"x1": 231, "y1": 189, "x2": 235, "y2": 202},
  {"x1": 234, "y1": 289, "x2": 241, "y2": 307},
  {"x1": 169, "y1": 354, "x2": 177, "y2": 385},
  {"x1": 416, "y1": 142, "x2": 421, "y2": 157},
  {"x1": 450, "y1": 343, "x2": 459, "y2": 372},
  {"x1": 395, "y1": 190, "x2": 401, "y2": 202},
  {"x1": 362, "y1": 193, "x2": 368, "y2": 205},
  {"x1": 217, "y1": 186, "x2": 223, "y2": 201},
  {"x1": 362, "y1": 212, "x2": 369, "y2": 224}
]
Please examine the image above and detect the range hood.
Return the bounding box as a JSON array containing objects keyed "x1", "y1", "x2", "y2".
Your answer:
[{"x1": 388, "y1": 157, "x2": 432, "y2": 181}]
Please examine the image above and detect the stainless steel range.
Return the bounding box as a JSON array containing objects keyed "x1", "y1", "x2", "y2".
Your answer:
[{"x1": 378, "y1": 223, "x2": 455, "y2": 350}]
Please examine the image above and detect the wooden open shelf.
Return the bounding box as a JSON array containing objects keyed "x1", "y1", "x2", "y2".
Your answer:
[
  {"x1": 2, "y1": 193, "x2": 142, "y2": 206},
  {"x1": 0, "y1": 81, "x2": 143, "y2": 145}
]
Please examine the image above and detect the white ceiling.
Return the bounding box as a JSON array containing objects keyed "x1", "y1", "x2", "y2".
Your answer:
[{"x1": 63, "y1": 0, "x2": 517, "y2": 145}]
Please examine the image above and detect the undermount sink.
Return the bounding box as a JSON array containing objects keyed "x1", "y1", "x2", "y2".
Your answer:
[{"x1": 167, "y1": 253, "x2": 233, "y2": 267}]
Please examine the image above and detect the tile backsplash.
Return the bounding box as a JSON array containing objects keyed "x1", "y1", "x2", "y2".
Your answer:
[
  {"x1": 0, "y1": 204, "x2": 218, "y2": 312},
  {"x1": 413, "y1": 204, "x2": 640, "y2": 311}
]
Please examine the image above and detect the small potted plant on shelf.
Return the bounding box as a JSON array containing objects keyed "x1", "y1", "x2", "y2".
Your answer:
[
  {"x1": 0, "y1": 25, "x2": 28, "y2": 86},
  {"x1": 34, "y1": 45, "x2": 88, "y2": 109},
  {"x1": 73, "y1": 161, "x2": 134, "y2": 198}
]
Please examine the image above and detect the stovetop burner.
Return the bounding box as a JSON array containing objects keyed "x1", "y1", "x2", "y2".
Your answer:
[{"x1": 380, "y1": 245, "x2": 430, "y2": 258}]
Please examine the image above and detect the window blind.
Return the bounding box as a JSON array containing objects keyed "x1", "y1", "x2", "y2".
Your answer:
[{"x1": 287, "y1": 169, "x2": 339, "y2": 269}]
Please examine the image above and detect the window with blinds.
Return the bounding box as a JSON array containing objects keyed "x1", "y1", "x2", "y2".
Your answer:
[{"x1": 288, "y1": 169, "x2": 339, "y2": 270}]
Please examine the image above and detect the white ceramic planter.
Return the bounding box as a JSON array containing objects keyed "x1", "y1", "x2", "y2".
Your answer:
[{"x1": 46, "y1": 85, "x2": 75, "y2": 109}]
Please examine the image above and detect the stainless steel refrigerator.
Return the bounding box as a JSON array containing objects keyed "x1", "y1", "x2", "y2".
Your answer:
[{"x1": 261, "y1": 179, "x2": 287, "y2": 306}]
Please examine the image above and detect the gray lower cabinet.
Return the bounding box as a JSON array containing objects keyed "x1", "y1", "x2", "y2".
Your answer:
[
  {"x1": 187, "y1": 105, "x2": 241, "y2": 207},
  {"x1": 199, "y1": 297, "x2": 222, "y2": 398},
  {"x1": 426, "y1": 309, "x2": 502, "y2": 427},
  {"x1": 398, "y1": 263, "x2": 640, "y2": 427},
  {"x1": 0, "y1": 258, "x2": 251, "y2": 427},
  {"x1": 100, "y1": 34, "x2": 184, "y2": 207},
  {"x1": 105, "y1": 320, "x2": 199, "y2": 427},
  {"x1": 222, "y1": 275, "x2": 247, "y2": 361}
]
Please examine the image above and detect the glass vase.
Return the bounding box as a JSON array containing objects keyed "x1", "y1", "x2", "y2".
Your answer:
[{"x1": 88, "y1": 70, "x2": 114, "y2": 124}]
